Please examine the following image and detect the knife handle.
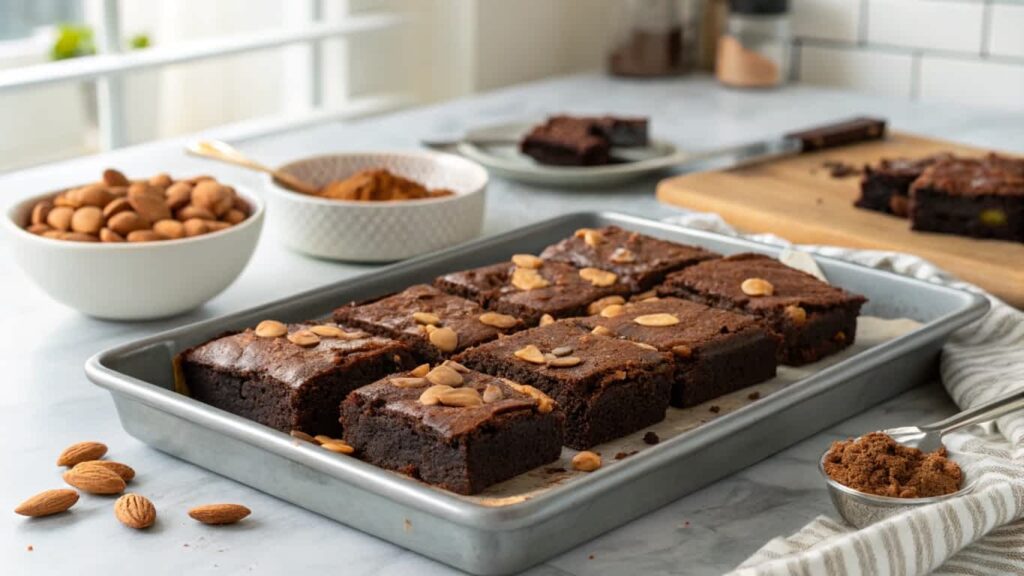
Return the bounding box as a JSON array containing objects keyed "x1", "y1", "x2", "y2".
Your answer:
[{"x1": 785, "y1": 117, "x2": 887, "y2": 152}]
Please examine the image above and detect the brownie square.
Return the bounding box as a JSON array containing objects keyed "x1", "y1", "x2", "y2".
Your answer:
[
  {"x1": 576, "y1": 297, "x2": 779, "y2": 407},
  {"x1": 657, "y1": 253, "x2": 866, "y2": 366},
  {"x1": 332, "y1": 284, "x2": 523, "y2": 362},
  {"x1": 539, "y1": 225, "x2": 719, "y2": 291},
  {"x1": 590, "y1": 116, "x2": 649, "y2": 147},
  {"x1": 456, "y1": 321, "x2": 673, "y2": 449},
  {"x1": 520, "y1": 116, "x2": 611, "y2": 166},
  {"x1": 909, "y1": 154, "x2": 1024, "y2": 242},
  {"x1": 340, "y1": 366, "x2": 564, "y2": 495},
  {"x1": 180, "y1": 322, "x2": 416, "y2": 437},
  {"x1": 435, "y1": 260, "x2": 631, "y2": 325},
  {"x1": 856, "y1": 153, "x2": 952, "y2": 217}
]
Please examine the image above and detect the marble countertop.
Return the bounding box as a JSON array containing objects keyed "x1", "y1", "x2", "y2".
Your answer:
[{"x1": 2, "y1": 74, "x2": 1021, "y2": 576}]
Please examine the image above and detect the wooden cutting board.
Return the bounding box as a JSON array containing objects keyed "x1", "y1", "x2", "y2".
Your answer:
[{"x1": 657, "y1": 132, "x2": 1024, "y2": 307}]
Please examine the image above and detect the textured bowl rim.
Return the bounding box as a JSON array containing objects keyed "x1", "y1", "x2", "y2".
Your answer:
[
  {"x1": 817, "y1": 445, "x2": 975, "y2": 507},
  {"x1": 3, "y1": 185, "x2": 265, "y2": 251},
  {"x1": 264, "y1": 150, "x2": 489, "y2": 208}
]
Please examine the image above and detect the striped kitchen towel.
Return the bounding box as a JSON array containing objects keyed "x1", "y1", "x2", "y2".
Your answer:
[{"x1": 662, "y1": 212, "x2": 1024, "y2": 576}]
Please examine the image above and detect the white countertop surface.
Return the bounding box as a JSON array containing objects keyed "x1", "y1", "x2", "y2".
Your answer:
[{"x1": 2, "y1": 74, "x2": 1021, "y2": 576}]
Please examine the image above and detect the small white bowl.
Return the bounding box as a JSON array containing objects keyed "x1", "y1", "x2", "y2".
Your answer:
[
  {"x1": 264, "y1": 151, "x2": 487, "y2": 262},
  {"x1": 3, "y1": 187, "x2": 264, "y2": 320}
]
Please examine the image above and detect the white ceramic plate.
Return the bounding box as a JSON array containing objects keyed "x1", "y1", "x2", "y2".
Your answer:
[{"x1": 456, "y1": 121, "x2": 683, "y2": 187}]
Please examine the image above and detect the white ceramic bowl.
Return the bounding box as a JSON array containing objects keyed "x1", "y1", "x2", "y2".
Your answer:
[
  {"x1": 264, "y1": 151, "x2": 487, "y2": 262},
  {"x1": 3, "y1": 187, "x2": 264, "y2": 320}
]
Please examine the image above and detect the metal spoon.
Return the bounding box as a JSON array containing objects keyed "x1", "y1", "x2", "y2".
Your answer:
[
  {"x1": 186, "y1": 140, "x2": 321, "y2": 196},
  {"x1": 882, "y1": 388, "x2": 1024, "y2": 452}
]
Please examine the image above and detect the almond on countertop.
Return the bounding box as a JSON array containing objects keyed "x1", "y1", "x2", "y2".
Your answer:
[
  {"x1": 62, "y1": 464, "x2": 126, "y2": 495},
  {"x1": 188, "y1": 503, "x2": 251, "y2": 525},
  {"x1": 114, "y1": 493, "x2": 156, "y2": 529},
  {"x1": 57, "y1": 441, "x2": 108, "y2": 467},
  {"x1": 14, "y1": 489, "x2": 79, "y2": 517}
]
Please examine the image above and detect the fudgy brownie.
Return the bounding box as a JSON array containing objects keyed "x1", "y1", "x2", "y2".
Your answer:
[
  {"x1": 520, "y1": 116, "x2": 611, "y2": 166},
  {"x1": 658, "y1": 253, "x2": 866, "y2": 366},
  {"x1": 340, "y1": 364, "x2": 564, "y2": 495},
  {"x1": 539, "y1": 225, "x2": 719, "y2": 291},
  {"x1": 456, "y1": 321, "x2": 673, "y2": 449},
  {"x1": 857, "y1": 153, "x2": 952, "y2": 217},
  {"x1": 909, "y1": 154, "x2": 1024, "y2": 242},
  {"x1": 180, "y1": 322, "x2": 416, "y2": 437},
  {"x1": 332, "y1": 284, "x2": 522, "y2": 362},
  {"x1": 576, "y1": 297, "x2": 778, "y2": 407},
  {"x1": 589, "y1": 116, "x2": 649, "y2": 147},
  {"x1": 435, "y1": 259, "x2": 631, "y2": 325}
]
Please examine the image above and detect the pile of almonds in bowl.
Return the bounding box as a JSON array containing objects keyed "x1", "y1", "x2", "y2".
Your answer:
[{"x1": 24, "y1": 169, "x2": 250, "y2": 243}]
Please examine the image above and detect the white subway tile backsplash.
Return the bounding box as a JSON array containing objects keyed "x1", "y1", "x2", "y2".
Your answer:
[
  {"x1": 989, "y1": 3, "x2": 1024, "y2": 58},
  {"x1": 866, "y1": 0, "x2": 985, "y2": 53},
  {"x1": 798, "y1": 45, "x2": 914, "y2": 98},
  {"x1": 791, "y1": 0, "x2": 861, "y2": 43},
  {"x1": 919, "y1": 56, "x2": 1024, "y2": 111}
]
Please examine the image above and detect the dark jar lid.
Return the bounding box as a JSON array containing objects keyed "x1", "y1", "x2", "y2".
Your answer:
[{"x1": 729, "y1": 0, "x2": 788, "y2": 15}]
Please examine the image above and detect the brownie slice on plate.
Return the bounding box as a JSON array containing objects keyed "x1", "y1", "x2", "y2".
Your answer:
[
  {"x1": 520, "y1": 116, "x2": 611, "y2": 166},
  {"x1": 456, "y1": 321, "x2": 673, "y2": 449},
  {"x1": 333, "y1": 284, "x2": 523, "y2": 362},
  {"x1": 179, "y1": 322, "x2": 416, "y2": 437},
  {"x1": 658, "y1": 253, "x2": 866, "y2": 366},
  {"x1": 909, "y1": 154, "x2": 1024, "y2": 242},
  {"x1": 435, "y1": 259, "x2": 630, "y2": 325},
  {"x1": 539, "y1": 225, "x2": 719, "y2": 291},
  {"x1": 340, "y1": 364, "x2": 564, "y2": 495},
  {"x1": 857, "y1": 153, "x2": 952, "y2": 217},
  {"x1": 577, "y1": 297, "x2": 779, "y2": 407}
]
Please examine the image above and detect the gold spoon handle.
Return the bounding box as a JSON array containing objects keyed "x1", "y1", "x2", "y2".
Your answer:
[{"x1": 185, "y1": 140, "x2": 320, "y2": 195}]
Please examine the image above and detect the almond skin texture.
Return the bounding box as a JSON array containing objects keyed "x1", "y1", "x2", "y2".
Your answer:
[
  {"x1": 188, "y1": 504, "x2": 251, "y2": 525},
  {"x1": 57, "y1": 441, "x2": 108, "y2": 467},
  {"x1": 63, "y1": 465, "x2": 126, "y2": 495},
  {"x1": 15, "y1": 489, "x2": 79, "y2": 517},
  {"x1": 75, "y1": 460, "x2": 135, "y2": 482},
  {"x1": 115, "y1": 494, "x2": 156, "y2": 529}
]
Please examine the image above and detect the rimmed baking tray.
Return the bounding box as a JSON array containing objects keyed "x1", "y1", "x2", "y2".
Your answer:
[{"x1": 85, "y1": 212, "x2": 988, "y2": 575}]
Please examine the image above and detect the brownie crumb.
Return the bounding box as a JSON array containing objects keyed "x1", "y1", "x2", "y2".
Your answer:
[
  {"x1": 588, "y1": 554, "x2": 595, "y2": 560},
  {"x1": 748, "y1": 391, "x2": 761, "y2": 401},
  {"x1": 643, "y1": 431, "x2": 660, "y2": 445},
  {"x1": 26, "y1": 545, "x2": 33, "y2": 552},
  {"x1": 823, "y1": 432, "x2": 962, "y2": 498},
  {"x1": 614, "y1": 450, "x2": 639, "y2": 460},
  {"x1": 709, "y1": 405, "x2": 721, "y2": 414},
  {"x1": 823, "y1": 160, "x2": 860, "y2": 178},
  {"x1": 545, "y1": 467, "x2": 566, "y2": 474}
]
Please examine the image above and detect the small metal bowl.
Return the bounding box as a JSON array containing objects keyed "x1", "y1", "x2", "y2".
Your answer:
[{"x1": 819, "y1": 450, "x2": 975, "y2": 529}]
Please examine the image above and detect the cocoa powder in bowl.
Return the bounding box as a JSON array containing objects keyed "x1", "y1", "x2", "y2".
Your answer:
[{"x1": 823, "y1": 432, "x2": 962, "y2": 498}]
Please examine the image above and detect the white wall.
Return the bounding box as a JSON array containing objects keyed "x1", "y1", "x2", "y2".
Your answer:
[{"x1": 792, "y1": 0, "x2": 1024, "y2": 111}]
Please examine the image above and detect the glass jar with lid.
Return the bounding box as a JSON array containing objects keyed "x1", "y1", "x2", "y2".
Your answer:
[{"x1": 715, "y1": 0, "x2": 791, "y2": 88}]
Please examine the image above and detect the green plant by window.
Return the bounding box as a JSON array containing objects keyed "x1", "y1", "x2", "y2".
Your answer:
[{"x1": 51, "y1": 24, "x2": 95, "y2": 60}]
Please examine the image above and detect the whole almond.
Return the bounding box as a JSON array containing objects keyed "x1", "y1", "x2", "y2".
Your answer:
[
  {"x1": 233, "y1": 195, "x2": 251, "y2": 214},
  {"x1": 128, "y1": 189, "x2": 171, "y2": 222},
  {"x1": 188, "y1": 504, "x2": 251, "y2": 525},
  {"x1": 57, "y1": 441, "x2": 108, "y2": 467},
  {"x1": 165, "y1": 182, "x2": 193, "y2": 210},
  {"x1": 149, "y1": 173, "x2": 173, "y2": 188},
  {"x1": 126, "y1": 230, "x2": 166, "y2": 243},
  {"x1": 107, "y1": 211, "x2": 149, "y2": 236},
  {"x1": 46, "y1": 206, "x2": 74, "y2": 231},
  {"x1": 182, "y1": 218, "x2": 209, "y2": 237},
  {"x1": 76, "y1": 184, "x2": 114, "y2": 208},
  {"x1": 63, "y1": 465, "x2": 126, "y2": 495},
  {"x1": 114, "y1": 493, "x2": 156, "y2": 529},
  {"x1": 572, "y1": 451, "x2": 602, "y2": 472},
  {"x1": 741, "y1": 277, "x2": 774, "y2": 297},
  {"x1": 15, "y1": 489, "x2": 79, "y2": 517},
  {"x1": 31, "y1": 200, "x2": 52, "y2": 225},
  {"x1": 222, "y1": 209, "x2": 246, "y2": 225},
  {"x1": 75, "y1": 460, "x2": 135, "y2": 482},
  {"x1": 99, "y1": 228, "x2": 125, "y2": 243},
  {"x1": 103, "y1": 168, "x2": 131, "y2": 187},
  {"x1": 478, "y1": 312, "x2": 519, "y2": 329},
  {"x1": 102, "y1": 197, "x2": 131, "y2": 219},
  {"x1": 579, "y1": 267, "x2": 618, "y2": 287},
  {"x1": 62, "y1": 232, "x2": 99, "y2": 242},
  {"x1": 71, "y1": 206, "x2": 104, "y2": 234},
  {"x1": 176, "y1": 205, "x2": 216, "y2": 221},
  {"x1": 153, "y1": 219, "x2": 185, "y2": 239},
  {"x1": 192, "y1": 181, "x2": 231, "y2": 217},
  {"x1": 206, "y1": 220, "x2": 231, "y2": 232},
  {"x1": 28, "y1": 223, "x2": 52, "y2": 235}
]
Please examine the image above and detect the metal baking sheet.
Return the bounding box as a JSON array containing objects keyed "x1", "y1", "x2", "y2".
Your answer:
[{"x1": 85, "y1": 212, "x2": 988, "y2": 575}]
